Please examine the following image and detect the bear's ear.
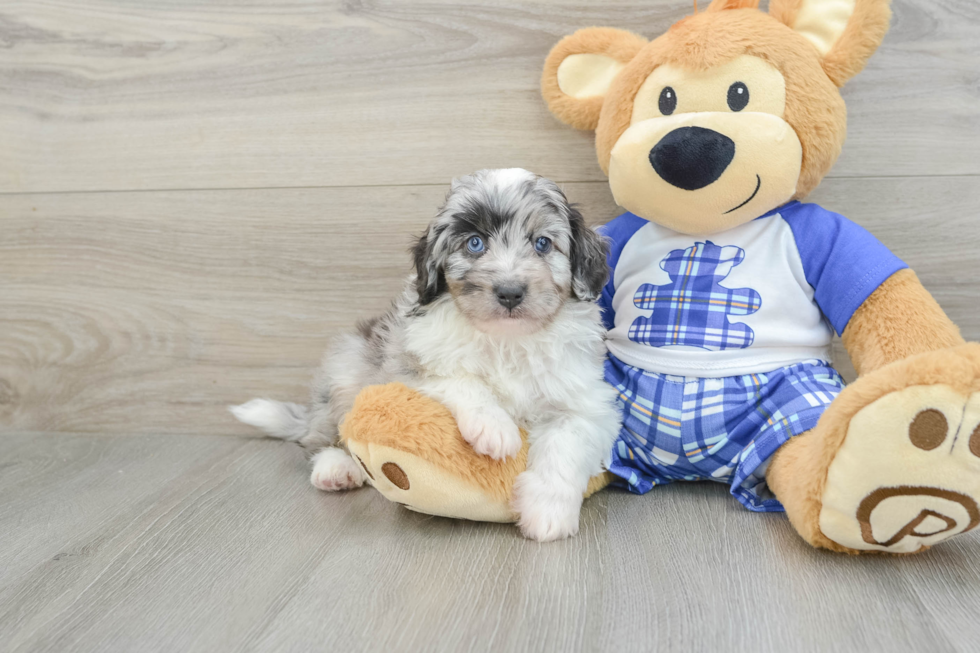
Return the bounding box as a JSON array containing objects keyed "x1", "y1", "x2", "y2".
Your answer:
[
  {"x1": 706, "y1": 0, "x2": 760, "y2": 10},
  {"x1": 541, "y1": 27, "x2": 647, "y2": 131},
  {"x1": 769, "y1": 0, "x2": 891, "y2": 87}
]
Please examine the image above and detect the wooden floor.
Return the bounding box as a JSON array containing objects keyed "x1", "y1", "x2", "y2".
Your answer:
[
  {"x1": 2, "y1": 432, "x2": 980, "y2": 653},
  {"x1": 2, "y1": 0, "x2": 980, "y2": 650}
]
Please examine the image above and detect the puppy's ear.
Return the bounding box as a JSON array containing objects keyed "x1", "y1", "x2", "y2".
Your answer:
[
  {"x1": 412, "y1": 226, "x2": 447, "y2": 305},
  {"x1": 568, "y1": 206, "x2": 609, "y2": 302}
]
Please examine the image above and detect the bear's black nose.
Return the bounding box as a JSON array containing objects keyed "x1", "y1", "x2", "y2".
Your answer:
[{"x1": 648, "y1": 126, "x2": 735, "y2": 191}]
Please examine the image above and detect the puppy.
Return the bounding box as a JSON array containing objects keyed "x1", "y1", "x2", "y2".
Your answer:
[{"x1": 233, "y1": 168, "x2": 620, "y2": 541}]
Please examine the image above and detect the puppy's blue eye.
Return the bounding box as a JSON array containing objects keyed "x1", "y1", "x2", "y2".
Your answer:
[
  {"x1": 466, "y1": 236, "x2": 485, "y2": 254},
  {"x1": 534, "y1": 236, "x2": 552, "y2": 254}
]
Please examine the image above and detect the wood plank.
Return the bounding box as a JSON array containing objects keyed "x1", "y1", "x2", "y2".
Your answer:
[
  {"x1": 897, "y1": 536, "x2": 980, "y2": 653},
  {"x1": 597, "y1": 485, "x2": 970, "y2": 653},
  {"x1": 1, "y1": 0, "x2": 978, "y2": 193},
  {"x1": 0, "y1": 433, "x2": 372, "y2": 652},
  {"x1": 2, "y1": 433, "x2": 979, "y2": 652},
  {"x1": 2, "y1": 175, "x2": 978, "y2": 434},
  {"x1": 0, "y1": 434, "x2": 247, "y2": 604}
]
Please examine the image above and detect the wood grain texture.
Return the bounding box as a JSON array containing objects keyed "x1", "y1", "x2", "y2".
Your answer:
[
  {"x1": 1, "y1": 432, "x2": 979, "y2": 653},
  {"x1": 2, "y1": 1, "x2": 980, "y2": 650},
  {"x1": 2, "y1": 176, "x2": 978, "y2": 435},
  {"x1": 1, "y1": 0, "x2": 978, "y2": 193}
]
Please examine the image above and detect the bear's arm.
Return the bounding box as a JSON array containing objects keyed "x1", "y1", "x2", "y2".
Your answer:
[
  {"x1": 780, "y1": 202, "x2": 962, "y2": 375},
  {"x1": 841, "y1": 268, "x2": 964, "y2": 376}
]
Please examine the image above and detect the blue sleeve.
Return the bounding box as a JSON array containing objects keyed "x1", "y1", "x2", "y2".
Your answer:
[
  {"x1": 596, "y1": 212, "x2": 649, "y2": 330},
  {"x1": 782, "y1": 203, "x2": 908, "y2": 336}
]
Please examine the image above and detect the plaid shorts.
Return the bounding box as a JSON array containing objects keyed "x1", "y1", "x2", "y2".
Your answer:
[{"x1": 605, "y1": 356, "x2": 846, "y2": 512}]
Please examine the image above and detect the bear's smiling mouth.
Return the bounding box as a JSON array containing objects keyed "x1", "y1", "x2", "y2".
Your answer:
[{"x1": 723, "y1": 174, "x2": 762, "y2": 214}]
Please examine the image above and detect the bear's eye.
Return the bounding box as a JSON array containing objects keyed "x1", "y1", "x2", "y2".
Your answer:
[
  {"x1": 658, "y1": 87, "x2": 677, "y2": 115},
  {"x1": 727, "y1": 82, "x2": 749, "y2": 112}
]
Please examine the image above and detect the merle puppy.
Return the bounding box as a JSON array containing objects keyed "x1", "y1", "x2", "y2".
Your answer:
[{"x1": 233, "y1": 169, "x2": 620, "y2": 541}]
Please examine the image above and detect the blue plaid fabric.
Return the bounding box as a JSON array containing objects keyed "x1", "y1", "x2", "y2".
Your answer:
[
  {"x1": 605, "y1": 355, "x2": 845, "y2": 512},
  {"x1": 628, "y1": 241, "x2": 762, "y2": 351}
]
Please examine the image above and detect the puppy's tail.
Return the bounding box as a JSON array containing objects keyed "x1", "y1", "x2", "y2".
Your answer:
[{"x1": 230, "y1": 399, "x2": 309, "y2": 442}]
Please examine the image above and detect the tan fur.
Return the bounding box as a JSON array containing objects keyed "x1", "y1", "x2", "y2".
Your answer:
[
  {"x1": 541, "y1": 28, "x2": 647, "y2": 131},
  {"x1": 766, "y1": 270, "x2": 968, "y2": 553},
  {"x1": 842, "y1": 269, "x2": 965, "y2": 376},
  {"x1": 767, "y1": 0, "x2": 804, "y2": 28},
  {"x1": 707, "y1": 0, "x2": 760, "y2": 11},
  {"x1": 773, "y1": 268, "x2": 966, "y2": 553},
  {"x1": 340, "y1": 382, "x2": 528, "y2": 501},
  {"x1": 340, "y1": 383, "x2": 610, "y2": 501},
  {"x1": 819, "y1": 0, "x2": 892, "y2": 87},
  {"x1": 768, "y1": 343, "x2": 980, "y2": 553},
  {"x1": 593, "y1": 9, "x2": 846, "y2": 198},
  {"x1": 542, "y1": 2, "x2": 892, "y2": 197},
  {"x1": 768, "y1": 0, "x2": 892, "y2": 86}
]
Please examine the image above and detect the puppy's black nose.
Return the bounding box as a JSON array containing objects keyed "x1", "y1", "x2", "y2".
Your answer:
[
  {"x1": 648, "y1": 126, "x2": 735, "y2": 191},
  {"x1": 494, "y1": 284, "x2": 526, "y2": 310}
]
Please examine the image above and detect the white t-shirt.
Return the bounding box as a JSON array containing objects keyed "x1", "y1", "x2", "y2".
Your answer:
[{"x1": 597, "y1": 201, "x2": 907, "y2": 378}]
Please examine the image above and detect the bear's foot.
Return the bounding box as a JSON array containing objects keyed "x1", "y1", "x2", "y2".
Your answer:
[
  {"x1": 821, "y1": 384, "x2": 980, "y2": 553},
  {"x1": 346, "y1": 438, "x2": 521, "y2": 522},
  {"x1": 339, "y1": 383, "x2": 614, "y2": 527},
  {"x1": 772, "y1": 344, "x2": 980, "y2": 554},
  {"x1": 340, "y1": 383, "x2": 528, "y2": 523}
]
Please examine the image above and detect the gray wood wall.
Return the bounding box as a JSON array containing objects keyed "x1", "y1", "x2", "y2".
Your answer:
[{"x1": 2, "y1": 0, "x2": 979, "y2": 436}]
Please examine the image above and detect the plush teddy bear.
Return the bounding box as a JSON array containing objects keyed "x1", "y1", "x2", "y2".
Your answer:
[{"x1": 342, "y1": 0, "x2": 980, "y2": 554}]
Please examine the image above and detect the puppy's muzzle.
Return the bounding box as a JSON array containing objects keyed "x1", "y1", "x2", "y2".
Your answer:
[
  {"x1": 648, "y1": 126, "x2": 735, "y2": 191},
  {"x1": 494, "y1": 283, "x2": 527, "y2": 310}
]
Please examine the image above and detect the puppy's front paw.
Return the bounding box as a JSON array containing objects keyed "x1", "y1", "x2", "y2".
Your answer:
[
  {"x1": 512, "y1": 471, "x2": 582, "y2": 542},
  {"x1": 310, "y1": 448, "x2": 365, "y2": 491},
  {"x1": 456, "y1": 406, "x2": 522, "y2": 460}
]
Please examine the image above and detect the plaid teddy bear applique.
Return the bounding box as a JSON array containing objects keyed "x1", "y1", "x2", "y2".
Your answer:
[{"x1": 628, "y1": 241, "x2": 762, "y2": 351}]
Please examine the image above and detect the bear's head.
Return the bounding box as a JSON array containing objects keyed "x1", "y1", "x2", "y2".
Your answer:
[{"x1": 542, "y1": 0, "x2": 891, "y2": 235}]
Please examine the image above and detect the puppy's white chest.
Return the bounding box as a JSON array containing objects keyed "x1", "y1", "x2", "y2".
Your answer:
[
  {"x1": 471, "y1": 342, "x2": 567, "y2": 419},
  {"x1": 405, "y1": 301, "x2": 597, "y2": 422}
]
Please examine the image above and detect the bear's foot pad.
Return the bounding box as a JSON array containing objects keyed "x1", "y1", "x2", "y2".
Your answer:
[
  {"x1": 345, "y1": 439, "x2": 517, "y2": 523},
  {"x1": 821, "y1": 385, "x2": 980, "y2": 553}
]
